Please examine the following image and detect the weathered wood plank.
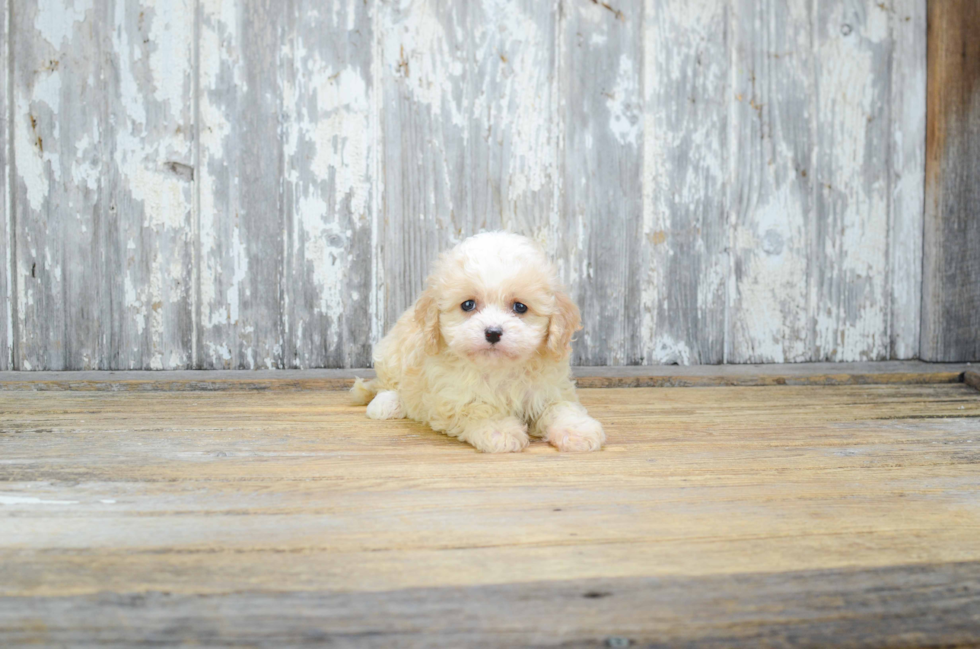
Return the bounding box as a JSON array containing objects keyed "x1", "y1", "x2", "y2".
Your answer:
[
  {"x1": 921, "y1": 0, "x2": 980, "y2": 362},
  {"x1": 0, "y1": 383, "x2": 978, "y2": 649},
  {"x1": 280, "y1": 0, "x2": 376, "y2": 369},
  {"x1": 811, "y1": 1, "x2": 894, "y2": 361},
  {"x1": 3, "y1": 563, "x2": 980, "y2": 647},
  {"x1": 888, "y1": 0, "x2": 926, "y2": 359},
  {"x1": 379, "y1": 0, "x2": 559, "y2": 330},
  {"x1": 641, "y1": 0, "x2": 728, "y2": 365},
  {"x1": 103, "y1": 0, "x2": 195, "y2": 369},
  {"x1": 197, "y1": 0, "x2": 284, "y2": 369},
  {"x1": 12, "y1": 1, "x2": 105, "y2": 369},
  {"x1": 0, "y1": 360, "x2": 972, "y2": 391},
  {"x1": 0, "y1": 0, "x2": 9, "y2": 371},
  {"x1": 560, "y1": 0, "x2": 643, "y2": 366},
  {"x1": 728, "y1": 0, "x2": 813, "y2": 364}
]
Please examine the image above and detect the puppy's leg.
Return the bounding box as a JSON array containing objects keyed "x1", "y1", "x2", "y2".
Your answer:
[
  {"x1": 366, "y1": 390, "x2": 405, "y2": 420},
  {"x1": 533, "y1": 401, "x2": 605, "y2": 452},
  {"x1": 457, "y1": 416, "x2": 529, "y2": 453}
]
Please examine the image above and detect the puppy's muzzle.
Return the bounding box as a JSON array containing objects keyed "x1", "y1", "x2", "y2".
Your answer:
[{"x1": 484, "y1": 327, "x2": 503, "y2": 344}]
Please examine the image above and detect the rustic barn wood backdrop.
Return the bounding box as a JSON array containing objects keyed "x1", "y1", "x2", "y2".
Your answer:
[{"x1": 0, "y1": 0, "x2": 946, "y2": 370}]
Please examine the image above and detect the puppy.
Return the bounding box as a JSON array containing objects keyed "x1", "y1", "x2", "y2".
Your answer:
[{"x1": 351, "y1": 231, "x2": 605, "y2": 453}]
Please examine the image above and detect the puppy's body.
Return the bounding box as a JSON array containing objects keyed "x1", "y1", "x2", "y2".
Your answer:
[{"x1": 352, "y1": 232, "x2": 605, "y2": 453}]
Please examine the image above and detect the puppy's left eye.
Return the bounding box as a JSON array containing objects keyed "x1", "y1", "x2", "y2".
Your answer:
[{"x1": 513, "y1": 302, "x2": 528, "y2": 314}]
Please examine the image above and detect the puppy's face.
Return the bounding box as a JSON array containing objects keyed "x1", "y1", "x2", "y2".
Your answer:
[{"x1": 416, "y1": 233, "x2": 580, "y2": 364}]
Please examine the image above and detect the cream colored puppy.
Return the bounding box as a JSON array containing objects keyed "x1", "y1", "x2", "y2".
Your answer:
[{"x1": 351, "y1": 232, "x2": 605, "y2": 453}]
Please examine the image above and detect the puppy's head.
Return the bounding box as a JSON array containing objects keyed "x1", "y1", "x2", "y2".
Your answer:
[{"x1": 415, "y1": 232, "x2": 580, "y2": 364}]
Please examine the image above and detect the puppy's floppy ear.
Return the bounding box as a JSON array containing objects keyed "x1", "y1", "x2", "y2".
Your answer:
[
  {"x1": 414, "y1": 289, "x2": 442, "y2": 355},
  {"x1": 546, "y1": 286, "x2": 581, "y2": 359}
]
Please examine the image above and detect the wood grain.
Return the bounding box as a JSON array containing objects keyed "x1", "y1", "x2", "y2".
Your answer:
[
  {"x1": 3, "y1": 564, "x2": 980, "y2": 647},
  {"x1": 1, "y1": 0, "x2": 938, "y2": 369},
  {"x1": 921, "y1": 0, "x2": 980, "y2": 362},
  {"x1": 0, "y1": 383, "x2": 978, "y2": 644},
  {"x1": 12, "y1": 1, "x2": 106, "y2": 370},
  {"x1": 641, "y1": 0, "x2": 728, "y2": 364},
  {"x1": 0, "y1": 0, "x2": 9, "y2": 371},
  {"x1": 561, "y1": 0, "x2": 643, "y2": 366},
  {"x1": 280, "y1": 0, "x2": 376, "y2": 369},
  {"x1": 197, "y1": 0, "x2": 285, "y2": 370},
  {"x1": 104, "y1": 0, "x2": 196, "y2": 370},
  {"x1": 889, "y1": 0, "x2": 927, "y2": 360},
  {"x1": 811, "y1": 0, "x2": 894, "y2": 362},
  {"x1": 729, "y1": 0, "x2": 813, "y2": 364}
]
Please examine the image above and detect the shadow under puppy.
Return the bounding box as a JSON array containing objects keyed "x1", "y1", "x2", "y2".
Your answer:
[{"x1": 351, "y1": 231, "x2": 605, "y2": 453}]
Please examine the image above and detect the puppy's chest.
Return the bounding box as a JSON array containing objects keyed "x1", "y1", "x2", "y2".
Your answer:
[{"x1": 476, "y1": 372, "x2": 551, "y2": 416}]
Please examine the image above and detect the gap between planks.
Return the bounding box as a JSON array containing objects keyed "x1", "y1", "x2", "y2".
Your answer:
[{"x1": 0, "y1": 361, "x2": 975, "y2": 392}]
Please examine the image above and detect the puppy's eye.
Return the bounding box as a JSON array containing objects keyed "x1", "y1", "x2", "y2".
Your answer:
[
  {"x1": 513, "y1": 302, "x2": 528, "y2": 314},
  {"x1": 461, "y1": 300, "x2": 476, "y2": 312}
]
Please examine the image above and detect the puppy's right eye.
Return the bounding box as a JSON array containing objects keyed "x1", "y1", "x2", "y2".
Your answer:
[{"x1": 461, "y1": 300, "x2": 476, "y2": 312}]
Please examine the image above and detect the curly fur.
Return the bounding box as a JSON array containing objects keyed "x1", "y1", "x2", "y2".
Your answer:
[{"x1": 352, "y1": 232, "x2": 606, "y2": 453}]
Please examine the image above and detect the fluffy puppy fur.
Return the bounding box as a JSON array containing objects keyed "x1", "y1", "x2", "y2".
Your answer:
[{"x1": 351, "y1": 231, "x2": 605, "y2": 453}]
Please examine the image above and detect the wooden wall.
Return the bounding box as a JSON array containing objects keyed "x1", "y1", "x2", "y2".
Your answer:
[
  {"x1": 921, "y1": 0, "x2": 980, "y2": 362},
  {"x1": 1, "y1": 0, "x2": 934, "y2": 369}
]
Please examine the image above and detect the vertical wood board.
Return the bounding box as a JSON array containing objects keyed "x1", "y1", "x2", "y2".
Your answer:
[
  {"x1": 728, "y1": 0, "x2": 813, "y2": 364},
  {"x1": 280, "y1": 0, "x2": 376, "y2": 368},
  {"x1": 810, "y1": 0, "x2": 893, "y2": 362},
  {"x1": 561, "y1": 0, "x2": 643, "y2": 366},
  {"x1": 12, "y1": 0, "x2": 106, "y2": 370},
  {"x1": 921, "y1": 0, "x2": 980, "y2": 362},
  {"x1": 1, "y1": 0, "x2": 9, "y2": 370},
  {"x1": 197, "y1": 0, "x2": 284, "y2": 369},
  {"x1": 888, "y1": 0, "x2": 926, "y2": 360},
  {"x1": 642, "y1": 0, "x2": 729, "y2": 365},
  {"x1": 103, "y1": 0, "x2": 196, "y2": 369}
]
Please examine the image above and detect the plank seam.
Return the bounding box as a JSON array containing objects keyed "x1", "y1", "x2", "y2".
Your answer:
[{"x1": 0, "y1": 364, "x2": 973, "y2": 391}]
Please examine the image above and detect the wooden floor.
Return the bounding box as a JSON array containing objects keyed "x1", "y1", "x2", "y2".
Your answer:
[{"x1": 2, "y1": 376, "x2": 980, "y2": 647}]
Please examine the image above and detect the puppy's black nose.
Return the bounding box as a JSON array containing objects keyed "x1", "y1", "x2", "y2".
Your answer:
[{"x1": 485, "y1": 327, "x2": 503, "y2": 344}]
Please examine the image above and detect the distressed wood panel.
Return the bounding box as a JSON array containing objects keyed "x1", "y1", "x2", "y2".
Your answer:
[
  {"x1": 889, "y1": 0, "x2": 926, "y2": 359},
  {"x1": 1, "y1": 0, "x2": 9, "y2": 371},
  {"x1": 104, "y1": 0, "x2": 196, "y2": 369},
  {"x1": 921, "y1": 0, "x2": 980, "y2": 362},
  {"x1": 280, "y1": 0, "x2": 376, "y2": 369},
  {"x1": 810, "y1": 0, "x2": 893, "y2": 362},
  {"x1": 2, "y1": 0, "x2": 933, "y2": 369},
  {"x1": 12, "y1": 0, "x2": 106, "y2": 370},
  {"x1": 642, "y1": 0, "x2": 728, "y2": 364},
  {"x1": 561, "y1": 0, "x2": 643, "y2": 366},
  {"x1": 380, "y1": 0, "x2": 559, "y2": 328},
  {"x1": 729, "y1": 0, "x2": 813, "y2": 364},
  {"x1": 198, "y1": 0, "x2": 285, "y2": 369}
]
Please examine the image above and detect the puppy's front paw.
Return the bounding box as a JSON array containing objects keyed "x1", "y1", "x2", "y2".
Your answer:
[
  {"x1": 366, "y1": 391, "x2": 405, "y2": 420},
  {"x1": 546, "y1": 412, "x2": 605, "y2": 452},
  {"x1": 461, "y1": 417, "x2": 529, "y2": 453}
]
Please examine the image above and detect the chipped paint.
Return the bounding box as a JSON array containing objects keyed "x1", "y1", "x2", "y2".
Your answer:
[{"x1": 4, "y1": 0, "x2": 928, "y2": 369}]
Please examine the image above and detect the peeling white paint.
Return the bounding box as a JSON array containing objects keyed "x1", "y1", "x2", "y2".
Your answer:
[
  {"x1": 606, "y1": 54, "x2": 640, "y2": 148},
  {"x1": 34, "y1": 0, "x2": 91, "y2": 48}
]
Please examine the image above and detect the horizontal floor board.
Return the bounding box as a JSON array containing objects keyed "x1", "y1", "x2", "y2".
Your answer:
[{"x1": 3, "y1": 562, "x2": 980, "y2": 648}]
